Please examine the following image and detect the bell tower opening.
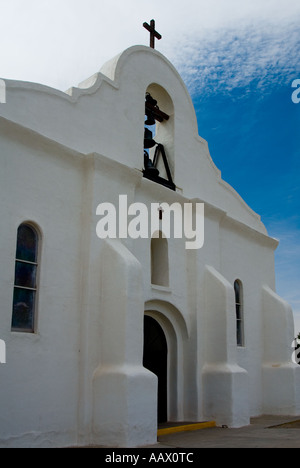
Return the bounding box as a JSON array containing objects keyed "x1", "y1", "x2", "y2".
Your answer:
[
  {"x1": 143, "y1": 315, "x2": 168, "y2": 423},
  {"x1": 143, "y1": 84, "x2": 175, "y2": 191}
]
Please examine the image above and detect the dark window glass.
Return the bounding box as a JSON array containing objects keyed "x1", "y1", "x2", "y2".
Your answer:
[
  {"x1": 234, "y1": 280, "x2": 240, "y2": 304},
  {"x1": 16, "y1": 224, "x2": 37, "y2": 263},
  {"x1": 12, "y1": 224, "x2": 39, "y2": 333},
  {"x1": 14, "y1": 261, "x2": 37, "y2": 289},
  {"x1": 234, "y1": 280, "x2": 244, "y2": 347},
  {"x1": 12, "y1": 288, "x2": 35, "y2": 332}
]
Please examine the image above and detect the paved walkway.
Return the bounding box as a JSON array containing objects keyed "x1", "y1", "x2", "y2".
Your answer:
[{"x1": 147, "y1": 416, "x2": 300, "y2": 448}]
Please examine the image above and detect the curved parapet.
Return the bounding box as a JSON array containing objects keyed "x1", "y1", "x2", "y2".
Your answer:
[{"x1": 0, "y1": 46, "x2": 267, "y2": 234}]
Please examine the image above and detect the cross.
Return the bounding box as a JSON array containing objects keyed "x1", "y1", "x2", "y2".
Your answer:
[{"x1": 143, "y1": 19, "x2": 162, "y2": 49}]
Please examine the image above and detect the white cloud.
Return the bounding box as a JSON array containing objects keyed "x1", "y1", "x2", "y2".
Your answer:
[
  {"x1": 0, "y1": 0, "x2": 300, "y2": 91},
  {"x1": 169, "y1": 20, "x2": 300, "y2": 98}
]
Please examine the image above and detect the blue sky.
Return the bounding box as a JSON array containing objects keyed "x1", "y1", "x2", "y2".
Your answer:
[
  {"x1": 175, "y1": 21, "x2": 300, "y2": 331},
  {"x1": 1, "y1": 0, "x2": 300, "y2": 331}
]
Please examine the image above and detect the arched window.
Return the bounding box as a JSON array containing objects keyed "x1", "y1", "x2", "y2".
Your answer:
[
  {"x1": 234, "y1": 280, "x2": 244, "y2": 347},
  {"x1": 12, "y1": 223, "x2": 40, "y2": 333},
  {"x1": 151, "y1": 235, "x2": 169, "y2": 287}
]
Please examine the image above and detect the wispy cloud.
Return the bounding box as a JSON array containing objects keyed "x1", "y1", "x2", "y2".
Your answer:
[
  {"x1": 1, "y1": 0, "x2": 300, "y2": 92},
  {"x1": 169, "y1": 20, "x2": 300, "y2": 98}
]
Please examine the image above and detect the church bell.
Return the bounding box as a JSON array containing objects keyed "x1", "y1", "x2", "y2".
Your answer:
[
  {"x1": 144, "y1": 128, "x2": 156, "y2": 149},
  {"x1": 144, "y1": 151, "x2": 159, "y2": 177},
  {"x1": 145, "y1": 111, "x2": 156, "y2": 126},
  {"x1": 145, "y1": 93, "x2": 158, "y2": 126}
]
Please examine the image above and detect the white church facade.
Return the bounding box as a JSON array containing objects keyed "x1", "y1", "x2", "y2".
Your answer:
[{"x1": 0, "y1": 46, "x2": 299, "y2": 448}]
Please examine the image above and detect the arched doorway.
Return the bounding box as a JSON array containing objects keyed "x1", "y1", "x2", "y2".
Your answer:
[{"x1": 143, "y1": 315, "x2": 168, "y2": 423}]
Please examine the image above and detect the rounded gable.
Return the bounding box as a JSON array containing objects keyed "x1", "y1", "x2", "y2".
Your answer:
[
  {"x1": 0, "y1": 45, "x2": 268, "y2": 234},
  {"x1": 100, "y1": 46, "x2": 198, "y2": 128}
]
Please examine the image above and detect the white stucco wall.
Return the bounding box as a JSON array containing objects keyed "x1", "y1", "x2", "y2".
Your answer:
[
  {"x1": 0, "y1": 121, "x2": 83, "y2": 447},
  {"x1": 0, "y1": 46, "x2": 299, "y2": 447}
]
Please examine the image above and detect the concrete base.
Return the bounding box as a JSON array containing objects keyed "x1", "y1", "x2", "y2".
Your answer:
[
  {"x1": 203, "y1": 364, "x2": 250, "y2": 428},
  {"x1": 263, "y1": 363, "x2": 300, "y2": 415},
  {"x1": 92, "y1": 365, "x2": 158, "y2": 447}
]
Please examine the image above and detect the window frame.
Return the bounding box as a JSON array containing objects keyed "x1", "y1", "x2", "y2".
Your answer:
[
  {"x1": 11, "y1": 223, "x2": 40, "y2": 334},
  {"x1": 234, "y1": 279, "x2": 245, "y2": 348}
]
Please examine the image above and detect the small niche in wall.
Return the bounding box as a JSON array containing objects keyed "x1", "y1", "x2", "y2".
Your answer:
[{"x1": 151, "y1": 235, "x2": 169, "y2": 287}]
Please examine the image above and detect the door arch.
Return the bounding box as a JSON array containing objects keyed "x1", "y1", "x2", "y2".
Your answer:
[
  {"x1": 144, "y1": 301, "x2": 189, "y2": 423},
  {"x1": 143, "y1": 315, "x2": 168, "y2": 423}
]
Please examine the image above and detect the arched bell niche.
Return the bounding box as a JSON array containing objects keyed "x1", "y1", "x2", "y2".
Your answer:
[{"x1": 143, "y1": 84, "x2": 175, "y2": 190}]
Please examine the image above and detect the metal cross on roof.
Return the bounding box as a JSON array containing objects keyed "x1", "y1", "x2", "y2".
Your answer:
[{"x1": 143, "y1": 19, "x2": 162, "y2": 49}]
